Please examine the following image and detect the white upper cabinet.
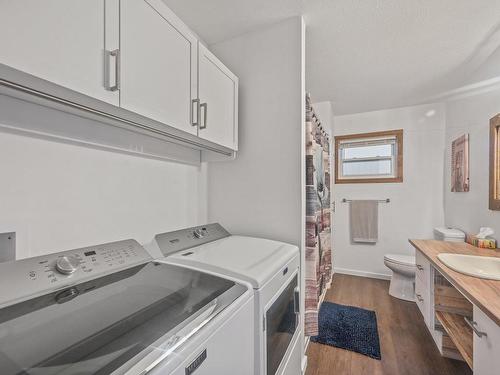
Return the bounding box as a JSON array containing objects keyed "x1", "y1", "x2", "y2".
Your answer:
[
  {"x1": 0, "y1": 0, "x2": 238, "y2": 153},
  {"x1": 120, "y1": 0, "x2": 198, "y2": 135},
  {"x1": 198, "y1": 44, "x2": 239, "y2": 150},
  {"x1": 0, "y1": 0, "x2": 119, "y2": 106}
]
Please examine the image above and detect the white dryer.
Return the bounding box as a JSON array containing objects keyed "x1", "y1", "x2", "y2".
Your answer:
[{"x1": 150, "y1": 223, "x2": 302, "y2": 375}]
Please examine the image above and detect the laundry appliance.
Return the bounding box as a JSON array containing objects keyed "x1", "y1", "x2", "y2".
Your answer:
[
  {"x1": 0, "y1": 239, "x2": 253, "y2": 375},
  {"x1": 149, "y1": 224, "x2": 302, "y2": 375}
]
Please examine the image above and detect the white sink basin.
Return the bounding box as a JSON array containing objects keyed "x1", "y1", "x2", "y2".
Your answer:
[{"x1": 438, "y1": 253, "x2": 500, "y2": 281}]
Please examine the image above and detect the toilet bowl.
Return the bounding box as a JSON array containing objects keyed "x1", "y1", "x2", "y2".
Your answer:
[{"x1": 384, "y1": 254, "x2": 416, "y2": 301}]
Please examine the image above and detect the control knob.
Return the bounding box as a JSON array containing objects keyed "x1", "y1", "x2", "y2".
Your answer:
[
  {"x1": 193, "y1": 228, "x2": 205, "y2": 239},
  {"x1": 55, "y1": 256, "x2": 80, "y2": 275}
]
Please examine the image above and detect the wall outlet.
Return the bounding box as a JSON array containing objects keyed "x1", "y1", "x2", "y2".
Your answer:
[{"x1": 0, "y1": 232, "x2": 16, "y2": 262}]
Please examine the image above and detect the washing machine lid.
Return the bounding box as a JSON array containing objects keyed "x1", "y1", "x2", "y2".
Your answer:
[
  {"x1": 0, "y1": 240, "x2": 247, "y2": 375},
  {"x1": 166, "y1": 236, "x2": 299, "y2": 289}
]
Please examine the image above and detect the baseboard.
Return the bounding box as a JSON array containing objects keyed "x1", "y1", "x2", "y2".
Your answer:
[{"x1": 334, "y1": 267, "x2": 391, "y2": 280}]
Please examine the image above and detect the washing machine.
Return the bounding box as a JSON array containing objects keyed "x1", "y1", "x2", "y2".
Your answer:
[
  {"x1": 0, "y1": 239, "x2": 254, "y2": 375},
  {"x1": 149, "y1": 223, "x2": 302, "y2": 375}
]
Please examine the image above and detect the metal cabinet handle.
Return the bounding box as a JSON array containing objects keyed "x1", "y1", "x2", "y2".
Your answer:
[
  {"x1": 200, "y1": 102, "x2": 207, "y2": 129},
  {"x1": 464, "y1": 316, "x2": 487, "y2": 338},
  {"x1": 416, "y1": 264, "x2": 424, "y2": 271},
  {"x1": 416, "y1": 294, "x2": 424, "y2": 302},
  {"x1": 191, "y1": 99, "x2": 200, "y2": 126},
  {"x1": 104, "y1": 49, "x2": 120, "y2": 92}
]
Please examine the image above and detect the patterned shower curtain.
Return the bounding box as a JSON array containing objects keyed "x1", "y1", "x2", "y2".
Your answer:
[{"x1": 305, "y1": 94, "x2": 333, "y2": 336}]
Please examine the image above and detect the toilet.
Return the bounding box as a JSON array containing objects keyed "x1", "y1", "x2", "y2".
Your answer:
[
  {"x1": 384, "y1": 254, "x2": 416, "y2": 301},
  {"x1": 384, "y1": 227, "x2": 466, "y2": 302},
  {"x1": 433, "y1": 227, "x2": 466, "y2": 242}
]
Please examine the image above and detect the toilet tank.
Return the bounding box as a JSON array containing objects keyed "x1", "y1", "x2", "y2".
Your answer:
[{"x1": 434, "y1": 227, "x2": 465, "y2": 242}]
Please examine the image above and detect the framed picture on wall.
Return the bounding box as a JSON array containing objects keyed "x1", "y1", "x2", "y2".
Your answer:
[{"x1": 451, "y1": 134, "x2": 470, "y2": 192}]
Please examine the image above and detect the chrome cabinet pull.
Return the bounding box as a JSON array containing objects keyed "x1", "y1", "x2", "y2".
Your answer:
[
  {"x1": 191, "y1": 99, "x2": 200, "y2": 126},
  {"x1": 200, "y1": 102, "x2": 207, "y2": 129},
  {"x1": 104, "y1": 49, "x2": 120, "y2": 92},
  {"x1": 416, "y1": 264, "x2": 424, "y2": 271},
  {"x1": 416, "y1": 294, "x2": 423, "y2": 302},
  {"x1": 464, "y1": 316, "x2": 487, "y2": 338}
]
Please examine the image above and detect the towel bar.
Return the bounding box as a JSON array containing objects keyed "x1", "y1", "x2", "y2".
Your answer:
[{"x1": 342, "y1": 198, "x2": 390, "y2": 203}]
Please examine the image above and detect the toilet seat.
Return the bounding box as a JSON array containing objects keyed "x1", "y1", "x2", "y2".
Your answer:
[{"x1": 384, "y1": 254, "x2": 415, "y2": 266}]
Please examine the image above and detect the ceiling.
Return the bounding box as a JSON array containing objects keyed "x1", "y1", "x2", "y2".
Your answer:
[{"x1": 163, "y1": 0, "x2": 500, "y2": 115}]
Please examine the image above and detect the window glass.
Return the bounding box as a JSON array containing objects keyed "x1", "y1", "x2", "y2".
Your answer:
[
  {"x1": 343, "y1": 144, "x2": 392, "y2": 159},
  {"x1": 343, "y1": 159, "x2": 392, "y2": 176},
  {"x1": 335, "y1": 130, "x2": 403, "y2": 183}
]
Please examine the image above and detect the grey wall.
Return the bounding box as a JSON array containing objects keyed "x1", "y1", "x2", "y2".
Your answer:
[
  {"x1": 333, "y1": 103, "x2": 446, "y2": 278},
  {"x1": 206, "y1": 17, "x2": 305, "y2": 247},
  {"x1": 444, "y1": 89, "x2": 500, "y2": 237}
]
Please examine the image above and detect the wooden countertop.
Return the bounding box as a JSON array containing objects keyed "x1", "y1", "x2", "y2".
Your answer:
[{"x1": 409, "y1": 239, "x2": 500, "y2": 326}]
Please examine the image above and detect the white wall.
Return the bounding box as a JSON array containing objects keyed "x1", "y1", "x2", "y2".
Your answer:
[
  {"x1": 205, "y1": 17, "x2": 306, "y2": 365},
  {"x1": 0, "y1": 129, "x2": 206, "y2": 260},
  {"x1": 333, "y1": 103, "x2": 446, "y2": 278},
  {"x1": 207, "y1": 17, "x2": 304, "y2": 247},
  {"x1": 443, "y1": 91, "x2": 500, "y2": 238}
]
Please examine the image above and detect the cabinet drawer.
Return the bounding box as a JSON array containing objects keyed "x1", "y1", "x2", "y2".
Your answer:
[
  {"x1": 415, "y1": 275, "x2": 430, "y2": 327},
  {"x1": 415, "y1": 250, "x2": 431, "y2": 287}
]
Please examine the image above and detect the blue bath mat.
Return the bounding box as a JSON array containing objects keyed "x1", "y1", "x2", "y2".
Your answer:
[{"x1": 311, "y1": 302, "x2": 381, "y2": 360}]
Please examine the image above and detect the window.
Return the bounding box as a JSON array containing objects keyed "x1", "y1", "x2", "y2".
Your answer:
[
  {"x1": 335, "y1": 129, "x2": 403, "y2": 183},
  {"x1": 490, "y1": 115, "x2": 500, "y2": 210}
]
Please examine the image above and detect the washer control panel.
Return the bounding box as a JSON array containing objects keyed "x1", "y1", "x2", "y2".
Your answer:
[
  {"x1": 155, "y1": 223, "x2": 230, "y2": 256},
  {"x1": 0, "y1": 239, "x2": 151, "y2": 306}
]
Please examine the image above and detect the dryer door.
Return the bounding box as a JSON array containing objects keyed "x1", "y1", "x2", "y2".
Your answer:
[{"x1": 265, "y1": 274, "x2": 299, "y2": 375}]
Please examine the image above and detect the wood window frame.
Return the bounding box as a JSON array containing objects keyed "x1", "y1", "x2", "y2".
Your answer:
[
  {"x1": 334, "y1": 129, "x2": 403, "y2": 184},
  {"x1": 490, "y1": 115, "x2": 500, "y2": 210}
]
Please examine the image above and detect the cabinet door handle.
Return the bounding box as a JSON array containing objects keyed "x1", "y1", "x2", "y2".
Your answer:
[
  {"x1": 416, "y1": 294, "x2": 424, "y2": 302},
  {"x1": 104, "y1": 49, "x2": 120, "y2": 92},
  {"x1": 416, "y1": 264, "x2": 424, "y2": 271},
  {"x1": 191, "y1": 99, "x2": 200, "y2": 126},
  {"x1": 200, "y1": 102, "x2": 207, "y2": 129},
  {"x1": 464, "y1": 316, "x2": 487, "y2": 338}
]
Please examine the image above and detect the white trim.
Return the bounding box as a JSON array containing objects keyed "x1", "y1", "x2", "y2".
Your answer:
[
  {"x1": 304, "y1": 335, "x2": 310, "y2": 348},
  {"x1": 301, "y1": 354, "x2": 308, "y2": 374},
  {"x1": 334, "y1": 267, "x2": 391, "y2": 280}
]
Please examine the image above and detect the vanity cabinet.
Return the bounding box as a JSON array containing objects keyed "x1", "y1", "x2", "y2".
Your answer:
[
  {"x1": 0, "y1": 0, "x2": 119, "y2": 105},
  {"x1": 473, "y1": 306, "x2": 500, "y2": 375},
  {"x1": 198, "y1": 43, "x2": 239, "y2": 150},
  {"x1": 120, "y1": 0, "x2": 198, "y2": 135},
  {"x1": 415, "y1": 250, "x2": 431, "y2": 327},
  {"x1": 411, "y1": 243, "x2": 500, "y2": 375}
]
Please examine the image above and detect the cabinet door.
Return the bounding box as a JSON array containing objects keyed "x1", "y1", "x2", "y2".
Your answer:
[
  {"x1": 198, "y1": 44, "x2": 238, "y2": 150},
  {"x1": 415, "y1": 274, "x2": 430, "y2": 327},
  {"x1": 120, "y1": 0, "x2": 197, "y2": 135},
  {"x1": 0, "y1": 0, "x2": 119, "y2": 105},
  {"x1": 473, "y1": 306, "x2": 500, "y2": 375}
]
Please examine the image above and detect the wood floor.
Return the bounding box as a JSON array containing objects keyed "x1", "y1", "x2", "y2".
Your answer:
[{"x1": 305, "y1": 274, "x2": 472, "y2": 375}]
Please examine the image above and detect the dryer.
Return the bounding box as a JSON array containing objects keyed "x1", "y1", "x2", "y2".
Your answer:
[{"x1": 150, "y1": 223, "x2": 302, "y2": 375}]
